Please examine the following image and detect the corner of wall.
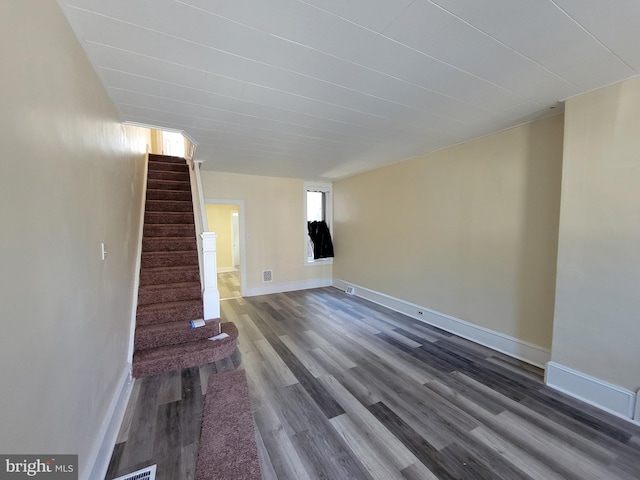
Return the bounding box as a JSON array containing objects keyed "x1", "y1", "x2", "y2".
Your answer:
[{"x1": 545, "y1": 362, "x2": 638, "y2": 423}]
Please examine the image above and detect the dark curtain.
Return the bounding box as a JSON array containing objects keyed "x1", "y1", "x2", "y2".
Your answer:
[{"x1": 307, "y1": 220, "x2": 334, "y2": 259}]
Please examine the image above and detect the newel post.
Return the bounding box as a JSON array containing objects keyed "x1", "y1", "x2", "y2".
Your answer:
[{"x1": 201, "y1": 232, "x2": 220, "y2": 319}]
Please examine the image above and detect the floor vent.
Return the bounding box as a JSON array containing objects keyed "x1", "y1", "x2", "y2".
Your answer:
[
  {"x1": 345, "y1": 285, "x2": 355, "y2": 295},
  {"x1": 263, "y1": 270, "x2": 272, "y2": 282},
  {"x1": 113, "y1": 465, "x2": 157, "y2": 480}
]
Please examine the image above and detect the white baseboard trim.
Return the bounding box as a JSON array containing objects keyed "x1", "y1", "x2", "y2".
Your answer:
[
  {"x1": 545, "y1": 362, "x2": 638, "y2": 422},
  {"x1": 332, "y1": 279, "x2": 550, "y2": 368},
  {"x1": 245, "y1": 277, "x2": 333, "y2": 297},
  {"x1": 84, "y1": 366, "x2": 135, "y2": 480},
  {"x1": 217, "y1": 266, "x2": 236, "y2": 273}
]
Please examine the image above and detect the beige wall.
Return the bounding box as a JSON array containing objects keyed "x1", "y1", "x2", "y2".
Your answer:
[
  {"x1": 551, "y1": 77, "x2": 640, "y2": 391},
  {"x1": 0, "y1": 2, "x2": 149, "y2": 478},
  {"x1": 334, "y1": 114, "x2": 564, "y2": 349},
  {"x1": 200, "y1": 172, "x2": 332, "y2": 291},
  {"x1": 205, "y1": 203, "x2": 238, "y2": 270},
  {"x1": 149, "y1": 129, "x2": 163, "y2": 155}
]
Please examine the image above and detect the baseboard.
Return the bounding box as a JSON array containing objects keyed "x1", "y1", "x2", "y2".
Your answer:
[
  {"x1": 245, "y1": 277, "x2": 332, "y2": 297},
  {"x1": 332, "y1": 279, "x2": 550, "y2": 368},
  {"x1": 217, "y1": 266, "x2": 236, "y2": 273},
  {"x1": 545, "y1": 362, "x2": 638, "y2": 422},
  {"x1": 83, "y1": 366, "x2": 134, "y2": 480}
]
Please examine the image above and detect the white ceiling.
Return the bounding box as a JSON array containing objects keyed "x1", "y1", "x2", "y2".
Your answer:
[{"x1": 57, "y1": 0, "x2": 640, "y2": 180}]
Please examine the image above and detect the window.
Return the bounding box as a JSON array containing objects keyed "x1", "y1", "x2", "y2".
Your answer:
[
  {"x1": 304, "y1": 182, "x2": 333, "y2": 265},
  {"x1": 161, "y1": 131, "x2": 185, "y2": 157}
]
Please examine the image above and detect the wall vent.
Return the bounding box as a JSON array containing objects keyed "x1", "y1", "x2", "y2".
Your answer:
[
  {"x1": 263, "y1": 270, "x2": 272, "y2": 282},
  {"x1": 113, "y1": 465, "x2": 156, "y2": 480},
  {"x1": 345, "y1": 285, "x2": 355, "y2": 295}
]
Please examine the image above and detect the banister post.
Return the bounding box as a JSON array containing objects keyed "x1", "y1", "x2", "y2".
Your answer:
[{"x1": 201, "y1": 232, "x2": 220, "y2": 319}]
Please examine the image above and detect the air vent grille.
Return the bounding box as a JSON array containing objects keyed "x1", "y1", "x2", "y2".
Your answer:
[
  {"x1": 345, "y1": 286, "x2": 355, "y2": 295},
  {"x1": 113, "y1": 465, "x2": 157, "y2": 480},
  {"x1": 263, "y1": 270, "x2": 272, "y2": 282}
]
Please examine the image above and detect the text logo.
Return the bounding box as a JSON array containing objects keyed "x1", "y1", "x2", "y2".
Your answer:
[{"x1": 1, "y1": 455, "x2": 77, "y2": 479}]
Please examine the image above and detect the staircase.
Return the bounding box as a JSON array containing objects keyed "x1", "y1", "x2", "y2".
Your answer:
[{"x1": 132, "y1": 154, "x2": 238, "y2": 378}]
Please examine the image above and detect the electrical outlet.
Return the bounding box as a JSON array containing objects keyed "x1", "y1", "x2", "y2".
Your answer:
[
  {"x1": 263, "y1": 270, "x2": 272, "y2": 282},
  {"x1": 417, "y1": 310, "x2": 423, "y2": 316}
]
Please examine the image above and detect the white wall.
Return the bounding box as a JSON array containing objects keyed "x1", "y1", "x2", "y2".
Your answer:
[
  {"x1": 334, "y1": 115, "x2": 564, "y2": 354},
  {"x1": 550, "y1": 76, "x2": 640, "y2": 415},
  {"x1": 201, "y1": 171, "x2": 332, "y2": 295},
  {"x1": 0, "y1": 2, "x2": 149, "y2": 477}
]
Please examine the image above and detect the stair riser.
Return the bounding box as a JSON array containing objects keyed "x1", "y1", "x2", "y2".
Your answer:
[
  {"x1": 147, "y1": 180, "x2": 190, "y2": 191},
  {"x1": 141, "y1": 252, "x2": 199, "y2": 268},
  {"x1": 149, "y1": 161, "x2": 188, "y2": 173},
  {"x1": 142, "y1": 238, "x2": 197, "y2": 252},
  {"x1": 136, "y1": 304, "x2": 204, "y2": 326},
  {"x1": 145, "y1": 212, "x2": 194, "y2": 225},
  {"x1": 139, "y1": 267, "x2": 200, "y2": 286},
  {"x1": 147, "y1": 170, "x2": 190, "y2": 182},
  {"x1": 146, "y1": 189, "x2": 192, "y2": 202},
  {"x1": 137, "y1": 286, "x2": 202, "y2": 306},
  {"x1": 135, "y1": 321, "x2": 221, "y2": 350},
  {"x1": 149, "y1": 154, "x2": 186, "y2": 165},
  {"x1": 145, "y1": 201, "x2": 193, "y2": 213},
  {"x1": 143, "y1": 224, "x2": 195, "y2": 237}
]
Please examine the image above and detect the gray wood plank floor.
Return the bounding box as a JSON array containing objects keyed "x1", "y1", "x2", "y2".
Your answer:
[
  {"x1": 106, "y1": 287, "x2": 640, "y2": 480},
  {"x1": 218, "y1": 270, "x2": 241, "y2": 300}
]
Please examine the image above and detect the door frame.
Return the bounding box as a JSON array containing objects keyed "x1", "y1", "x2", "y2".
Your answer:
[{"x1": 204, "y1": 198, "x2": 246, "y2": 298}]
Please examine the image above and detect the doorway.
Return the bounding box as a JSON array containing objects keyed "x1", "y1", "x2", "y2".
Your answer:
[{"x1": 204, "y1": 200, "x2": 245, "y2": 300}]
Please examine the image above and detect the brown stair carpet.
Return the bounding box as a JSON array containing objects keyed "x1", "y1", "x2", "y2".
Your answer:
[{"x1": 132, "y1": 154, "x2": 238, "y2": 378}]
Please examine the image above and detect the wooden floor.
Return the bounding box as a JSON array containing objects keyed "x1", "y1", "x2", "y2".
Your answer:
[
  {"x1": 218, "y1": 270, "x2": 241, "y2": 300},
  {"x1": 106, "y1": 287, "x2": 640, "y2": 480}
]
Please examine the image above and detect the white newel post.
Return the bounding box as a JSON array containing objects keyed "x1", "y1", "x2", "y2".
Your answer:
[{"x1": 201, "y1": 232, "x2": 220, "y2": 319}]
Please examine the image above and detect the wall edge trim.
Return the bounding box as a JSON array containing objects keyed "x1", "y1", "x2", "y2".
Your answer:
[
  {"x1": 332, "y1": 278, "x2": 550, "y2": 368},
  {"x1": 244, "y1": 277, "x2": 332, "y2": 297},
  {"x1": 84, "y1": 366, "x2": 134, "y2": 480},
  {"x1": 545, "y1": 361, "x2": 638, "y2": 423}
]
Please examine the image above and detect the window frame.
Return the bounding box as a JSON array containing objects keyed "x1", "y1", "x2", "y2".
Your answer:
[{"x1": 304, "y1": 181, "x2": 333, "y2": 266}]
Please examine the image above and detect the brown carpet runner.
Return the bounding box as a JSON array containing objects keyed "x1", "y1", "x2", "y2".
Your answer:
[
  {"x1": 132, "y1": 154, "x2": 238, "y2": 378},
  {"x1": 196, "y1": 370, "x2": 262, "y2": 480}
]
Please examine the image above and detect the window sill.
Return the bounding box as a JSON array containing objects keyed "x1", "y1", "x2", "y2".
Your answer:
[{"x1": 305, "y1": 257, "x2": 333, "y2": 266}]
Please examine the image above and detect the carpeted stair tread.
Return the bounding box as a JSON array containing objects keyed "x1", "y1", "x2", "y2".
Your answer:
[
  {"x1": 136, "y1": 299, "x2": 204, "y2": 326},
  {"x1": 143, "y1": 223, "x2": 196, "y2": 237},
  {"x1": 132, "y1": 322, "x2": 238, "y2": 378},
  {"x1": 141, "y1": 250, "x2": 199, "y2": 268},
  {"x1": 149, "y1": 154, "x2": 187, "y2": 164},
  {"x1": 137, "y1": 281, "x2": 202, "y2": 306},
  {"x1": 195, "y1": 369, "x2": 262, "y2": 480},
  {"x1": 146, "y1": 189, "x2": 192, "y2": 202},
  {"x1": 147, "y1": 178, "x2": 191, "y2": 191},
  {"x1": 134, "y1": 318, "x2": 221, "y2": 351},
  {"x1": 147, "y1": 169, "x2": 190, "y2": 182},
  {"x1": 139, "y1": 265, "x2": 200, "y2": 286},
  {"x1": 142, "y1": 237, "x2": 197, "y2": 252},
  {"x1": 145, "y1": 200, "x2": 194, "y2": 213},
  {"x1": 144, "y1": 211, "x2": 195, "y2": 224},
  {"x1": 148, "y1": 160, "x2": 188, "y2": 172}
]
